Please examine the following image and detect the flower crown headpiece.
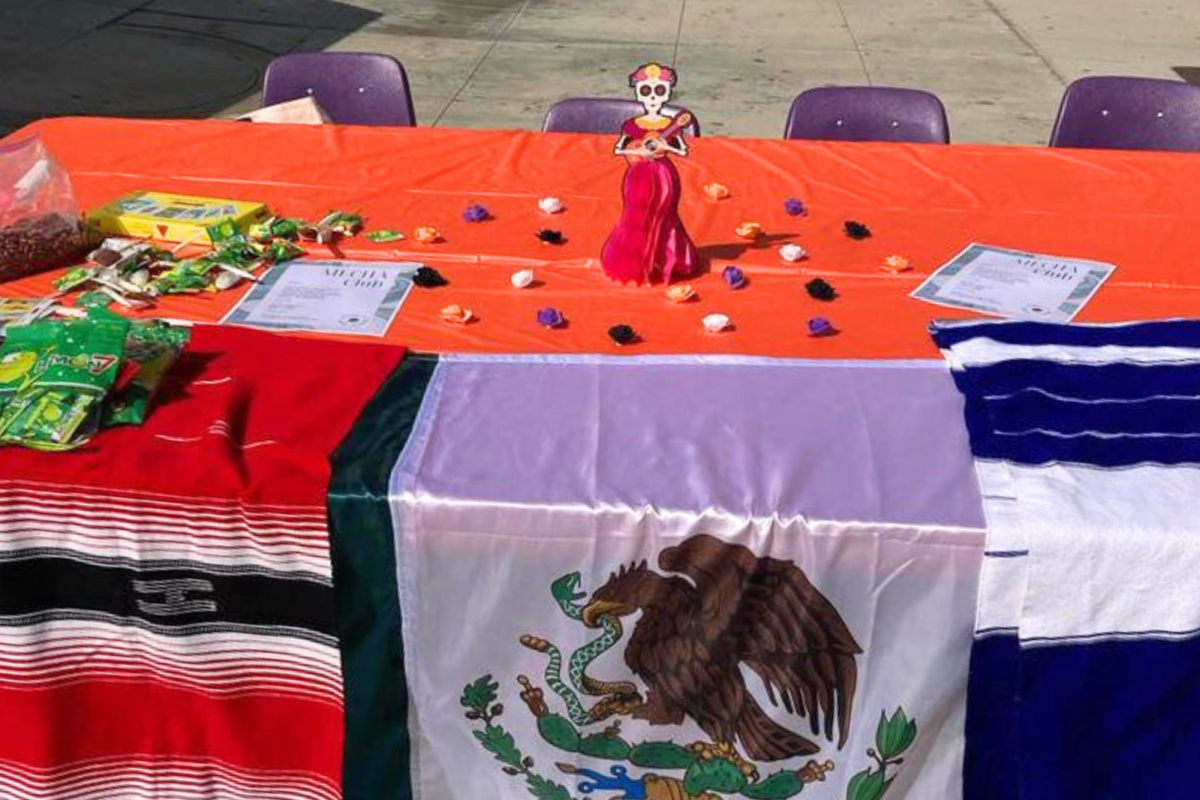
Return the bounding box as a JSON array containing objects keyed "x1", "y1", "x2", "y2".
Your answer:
[{"x1": 628, "y1": 62, "x2": 677, "y2": 87}]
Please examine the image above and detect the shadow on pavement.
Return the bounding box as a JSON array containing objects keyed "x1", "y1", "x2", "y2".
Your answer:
[
  {"x1": 1173, "y1": 67, "x2": 1200, "y2": 85},
  {"x1": 0, "y1": 0, "x2": 382, "y2": 136}
]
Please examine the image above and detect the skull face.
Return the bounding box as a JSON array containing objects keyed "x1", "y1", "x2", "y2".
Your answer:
[{"x1": 634, "y1": 78, "x2": 671, "y2": 114}]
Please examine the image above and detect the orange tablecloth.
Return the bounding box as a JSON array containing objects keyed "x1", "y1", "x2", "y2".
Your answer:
[{"x1": 4, "y1": 117, "x2": 1200, "y2": 359}]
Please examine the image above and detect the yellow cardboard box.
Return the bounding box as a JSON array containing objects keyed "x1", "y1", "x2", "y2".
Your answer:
[{"x1": 87, "y1": 191, "x2": 269, "y2": 243}]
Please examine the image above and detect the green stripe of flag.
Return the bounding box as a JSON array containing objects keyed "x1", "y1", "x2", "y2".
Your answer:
[{"x1": 329, "y1": 353, "x2": 439, "y2": 800}]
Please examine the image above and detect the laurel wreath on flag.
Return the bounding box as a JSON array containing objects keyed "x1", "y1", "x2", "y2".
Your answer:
[
  {"x1": 462, "y1": 675, "x2": 574, "y2": 800},
  {"x1": 460, "y1": 674, "x2": 917, "y2": 800}
]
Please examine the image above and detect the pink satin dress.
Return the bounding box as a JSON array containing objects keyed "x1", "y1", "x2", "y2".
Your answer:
[{"x1": 600, "y1": 117, "x2": 701, "y2": 285}]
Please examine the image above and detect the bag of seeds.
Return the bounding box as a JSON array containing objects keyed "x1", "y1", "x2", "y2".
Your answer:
[{"x1": 0, "y1": 136, "x2": 90, "y2": 282}]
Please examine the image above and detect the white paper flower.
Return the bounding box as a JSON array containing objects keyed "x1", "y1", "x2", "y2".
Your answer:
[
  {"x1": 538, "y1": 197, "x2": 565, "y2": 214},
  {"x1": 511, "y1": 269, "x2": 535, "y2": 289},
  {"x1": 779, "y1": 243, "x2": 807, "y2": 262},
  {"x1": 702, "y1": 313, "x2": 731, "y2": 333}
]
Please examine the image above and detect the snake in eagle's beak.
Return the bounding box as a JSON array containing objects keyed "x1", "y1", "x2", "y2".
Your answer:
[{"x1": 581, "y1": 600, "x2": 635, "y2": 628}]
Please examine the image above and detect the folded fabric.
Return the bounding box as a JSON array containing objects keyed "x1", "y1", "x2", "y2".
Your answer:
[
  {"x1": 0, "y1": 324, "x2": 404, "y2": 800},
  {"x1": 332, "y1": 353, "x2": 988, "y2": 800},
  {"x1": 932, "y1": 319, "x2": 1200, "y2": 800}
]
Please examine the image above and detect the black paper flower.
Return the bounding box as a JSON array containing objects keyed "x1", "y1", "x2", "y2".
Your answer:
[
  {"x1": 608, "y1": 324, "x2": 638, "y2": 345},
  {"x1": 412, "y1": 266, "x2": 448, "y2": 288},
  {"x1": 844, "y1": 220, "x2": 871, "y2": 240},
  {"x1": 537, "y1": 229, "x2": 565, "y2": 245},
  {"x1": 806, "y1": 278, "x2": 837, "y2": 301}
]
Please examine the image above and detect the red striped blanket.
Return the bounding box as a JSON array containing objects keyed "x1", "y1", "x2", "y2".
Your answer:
[{"x1": 0, "y1": 324, "x2": 404, "y2": 800}]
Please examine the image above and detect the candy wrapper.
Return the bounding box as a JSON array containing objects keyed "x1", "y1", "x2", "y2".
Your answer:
[
  {"x1": 0, "y1": 136, "x2": 90, "y2": 281},
  {"x1": 103, "y1": 321, "x2": 191, "y2": 427}
]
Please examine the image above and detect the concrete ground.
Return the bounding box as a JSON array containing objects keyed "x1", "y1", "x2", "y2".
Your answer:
[{"x1": 1, "y1": 0, "x2": 1197, "y2": 144}]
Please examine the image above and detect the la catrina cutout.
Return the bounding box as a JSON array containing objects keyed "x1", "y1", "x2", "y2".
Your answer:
[{"x1": 599, "y1": 63, "x2": 701, "y2": 286}]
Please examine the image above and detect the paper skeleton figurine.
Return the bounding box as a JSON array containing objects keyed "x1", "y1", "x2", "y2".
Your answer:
[{"x1": 600, "y1": 63, "x2": 701, "y2": 285}]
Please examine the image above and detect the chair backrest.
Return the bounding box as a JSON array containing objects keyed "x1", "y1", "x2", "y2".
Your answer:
[
  {"x1": 542, "y1": 98, "x2": 700, "y2": 136},
  {"x1": 262, "y1": 52, "x2": 416, "y2": 127},
  {"x1": 1049, "y1": 76, "x2": 1200, "y2": 152},
  {"x1": 783, "y1": 86, "x2": 950, "y2": 144}
]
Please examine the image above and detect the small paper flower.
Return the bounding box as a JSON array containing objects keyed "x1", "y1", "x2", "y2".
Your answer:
[
  {"x1": 666, "y1": 283, "x2": 697, "y2": 303},
  {"x1": 703, "y1": 182, "x2": 731, "y2": 201},
  {"x1": 779, "y1": 243, "x2": 807, "y2": 262},
  {"x1": 784, "y1": 198, "x2": 807, "y2": 216},
  {"x1": 412, "y1": 266, "x2": 448, "y2": 287},
  {"x1": 511, "y1": 269, "x2": 535, "y2": 288},
  {"x1": 806, "y1": 278, "x2": 837, "y2": 301},
  {"x1": 413, "y1": 226, "x2": 442, "y2": 243},
  {"x1": 702, "y1": 313, "x2": 731, "y2": 333},
  {"x1": 538, "y1": 197, "x2": 565, "y2": 214},
  {"x1": 808, "y1": 317, "x2": 837, "y2": 337},
  {"x1": 462, "y1": 204, "x2": 491, "y2": 223},
  {"x1": 722, "y1": 266, "x2": 746, "y2": 289},
  {"x1": 844, "y1": 220, "x2": 871, "y2": 240},
  {"x1": 537, "y1": 307, "x2": 565, "y2": 328},
  {"x1": 608, "y1": 324, "x2": 638, "y2": 345},
  {"x1": 735, "y1": 222, "x2": 763, "y2": 240},
  {"x1": 537, "y1": 229, "x2": 565, "y2": 245},
  {"x1": 439, "y1": 304, "x2": 473, "y2": 324},
  {"x1": 882, "y1": 254, "x2": 911, "y2": 273}
]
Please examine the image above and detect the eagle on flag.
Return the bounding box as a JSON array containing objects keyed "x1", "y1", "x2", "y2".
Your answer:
[{"x1": 580, "y1": 534, "x2": 861, "y2": 762}]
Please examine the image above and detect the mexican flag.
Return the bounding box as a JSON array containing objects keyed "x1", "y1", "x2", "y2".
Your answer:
[{"x1": 331, "y1": 353, "x2": 986, "y2": 800}]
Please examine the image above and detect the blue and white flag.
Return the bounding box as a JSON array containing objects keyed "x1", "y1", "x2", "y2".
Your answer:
[{"x1": 932, "y1": 319, "x2": 1200, "y2": 800}]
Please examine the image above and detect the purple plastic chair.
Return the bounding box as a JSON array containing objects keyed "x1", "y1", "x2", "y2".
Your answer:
[
  {"x1": 784, "y1": 86, "x2": 950, "y2": 144},
  {"x1": 1049, "y1": 76, "x2": 1200, "y2": 152},
  {"x1": 542, "y1": 98, "x2": 700, "y2": 136},
  {"x1": 262, "y1": 52, "x2": 417, "y2": 127}
]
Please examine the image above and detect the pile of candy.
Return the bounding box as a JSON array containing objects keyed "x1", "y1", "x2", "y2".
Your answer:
[
  {"x1": 0, "y1": 308, "x2": 189, "y2": 451},
  {"x1": 50, "y1": 211, "x2": 363, "y2": 308}
]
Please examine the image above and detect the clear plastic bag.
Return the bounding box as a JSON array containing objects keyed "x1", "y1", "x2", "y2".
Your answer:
[{"x1": 0, "y1": 136, "x2": 89, "y2": 281}]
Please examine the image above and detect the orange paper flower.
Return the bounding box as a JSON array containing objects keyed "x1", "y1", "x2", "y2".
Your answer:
[
  {"x1": 704, "y1": 182, "x2": 731, "y2": 201},
  {"x1": 666, "y1": 283, "x2": 697, "y2": 303},
  {"x1": 413, "y1": 226, "x2": 442, "y2": 244},
  {"x1": 439, "y1": 304, "x2": 473, "y2": 324},
  {"x1": 882, "y1": 254, "x2": 911, "y2": 273},
  {"x1": 735, "y1": 222, "x2": 763, "y2": 240}
]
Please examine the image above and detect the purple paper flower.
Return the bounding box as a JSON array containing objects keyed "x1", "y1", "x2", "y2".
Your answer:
[
  {"x1": 537, "y1": 307, "x2": 565, "y2": 328},
  {"x1": 808, "y1": 317, "x2": 836, "y2": 337},
  {"x1": 462, "y1": 204, "x2": 491, "y2": 223},
  {"x1": 722, "y1": 265, "x2": 746, "y2": 289},
  {"x1": 784, "y1": 198, "x2": 807, "y2": 216}
]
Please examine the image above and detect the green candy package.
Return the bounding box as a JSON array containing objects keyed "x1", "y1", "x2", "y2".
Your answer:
[
  {"x1": 0, "y1": 308, "x2": 129, "y2": 450},
  {"x1": 0, "y1": 323, "x2": 55, "y2": 397},
  {"x1": 104, "y1": 320, "x2": 191, "y2": 427},
  {"x1": 0, "y1": 307, "x2": 189, "y2": 449}
]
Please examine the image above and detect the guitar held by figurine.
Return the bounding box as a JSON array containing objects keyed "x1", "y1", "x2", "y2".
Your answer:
[{"x1": 625, "y1": 111, "x2": 693, "y2": 163}]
